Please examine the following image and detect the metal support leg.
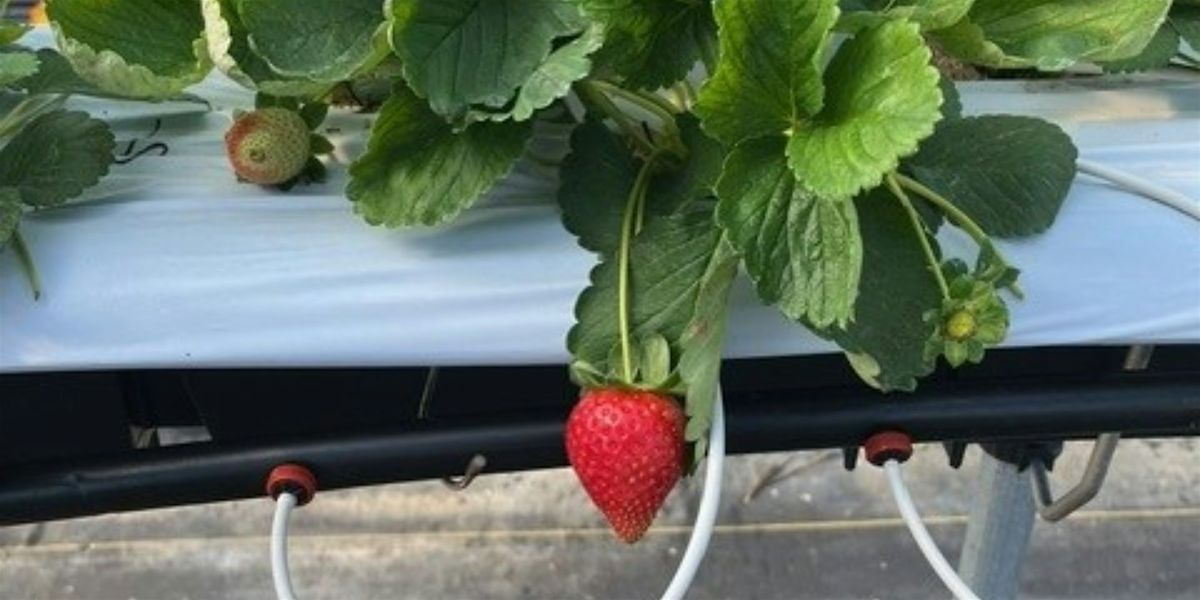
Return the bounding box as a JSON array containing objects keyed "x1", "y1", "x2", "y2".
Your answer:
[{"x1": 958, "y1": 453, "x2": 1036, "y2": 600}]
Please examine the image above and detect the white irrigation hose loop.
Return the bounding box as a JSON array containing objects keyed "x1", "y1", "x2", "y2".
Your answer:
[
  {"x1": 272, "y1": 491, "x2": 300, "y2": 600},
  {"x1": 661, "y1": 390, "x2": 726, "y2": 600},
  {"x1": 884, "y1": 460, "x2": 981, "y2": 600},
  {"x1": 1077, "y1": 158, "x2": 1200, "y2": 222}
]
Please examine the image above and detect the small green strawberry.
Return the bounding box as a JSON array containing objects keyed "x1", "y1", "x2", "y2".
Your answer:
[
  {"x1": 565, "y1": 387, "x2": 685, "y2": 543},
  {"x1": 924, "y1": 260, "x2": 1009, "y2": 367},
  {"x1": 224, "y1": 107, "x2": 312, "y2": 186}
]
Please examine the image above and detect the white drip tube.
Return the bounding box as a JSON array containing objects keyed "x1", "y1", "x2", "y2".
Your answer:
[
  {"x1": 660, "y1": 391, "x2": 726, "y2": 600},
  {"x1": 1077, "y1": 158, "x2": 1200, "y2": 222},
  {"x1": 884, "y1": 460, "x2": 981, "y2": 600},
  {"x1": 271, "y1": 491, "x2": 300, "y2": 600}
]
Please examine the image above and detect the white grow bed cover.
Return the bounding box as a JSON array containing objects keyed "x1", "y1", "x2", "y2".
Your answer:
[{"x1": 0, "y1": 67, "x2": 1198, "y2": 372}]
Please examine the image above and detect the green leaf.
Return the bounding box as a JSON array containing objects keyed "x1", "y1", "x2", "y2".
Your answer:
[
  {"x1": 650, "y1": 114, "x2": 729, "y2": 210},
  {"x1": 785, "y1": 20, "x2": 943, "y2": 200},
  {"x1": 0, "y1": 51, "x2": 39, "y2": 86},
  {"x1": 466, "y1": 24, "x2": 604, "y2": 123},
  {"x1": 391, "y1": 0, "x2": 585, "y2": 120},
  {"x1": 699, "y1": 13, "x2": 942, "y2": 201},
  {"x1": 346, "y1": 86, "x2": 532, "y2": 227},
  {"x1": 0, "y1": 110, "x2": 115, "y2": 208},
  {"x1": 716, "y1": 136, "x2": 862, "y2": 328},
  {"x1": 576, "y1": 0, "x2": 717, "y2": 89},
  {"x1": 558, "y1": 115, "x2": 723, "y2": 255},
  {"x1": 11, "y1": 49, "x2": 101, "y2": 97},
  {"x1": 905, "y1": 116, "x2": 1077, "y2": 238},
  {"x1": 200, "y1": 0, "x2": 325, "y2": 96},
  {"x1": 677, "y1": 235, "x2": 737, "y2": 469},
  {"x1": 1099, "y1": 23, "x2": 1179, "y2": 73},
  {"x1": 695, "y1": 0, "x2": 839, "y2": 146},
  {"x1": 934, "y1": 0, "x2": 1172, "y2": 70},
  {"x1": 825, "y1": 189, "x2": 942, "y2": 391},
  {"x1": 1174, "y1": 6, "x2": 1200, "y2": 51},
  {"x1": 48, "y1": 0, "x2": 211, "y2": 99},
  {"x1": 0, "y1": 94, "x2": 67, "y2": 140},
  {"x1": 558, "y1": 119, "x2": 639, "y2": 255},
  {"x1": 239, "y1": 0, "x2": 384, "y2": 83},
  {"x1": 838, "y1": 0, "x2": 974, "y2": 32},
  {"x1": 0, "y1": 188, "x2": 19, "y2": 248},
  {"x1": 569, "y1": 203, "x2": 731, "y2": 368}
]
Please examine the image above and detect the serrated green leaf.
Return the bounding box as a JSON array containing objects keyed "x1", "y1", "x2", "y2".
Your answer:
[
  {"x1": 1174, "y1": 6, "x2": 1200, "y2": 51},
  {"x1": 0, "y1": 188, "x2": 19, "y2": 248},
  {"x1": 786, "y1": 20, "x2": 943, "y2": 201},
  {"x1": 10, "y1": 49, "x2": 207, "y2": 103},
  {"x1": 467, "y1": 24, "x2": 603, "y2": 123},
  {"x1": 0, "y1": 110, "x2": 115, "y2": 208},
  {"x1": 346, "y1": 86, "x2": 532, "y2": 227},
  {"x1": 576, "y1": 0, "x2": 717, "y2": 90},
  {"x1": 716, "y1": 136, "x2": 862, "y2": 328},
  {"x1": 391, "y1": 0, "x2": 585, "y2": 120},
  {"x1": 0, "y1": 51, "x2": 39, "y2": 86},
  {"x1": 824, "y1": 188, "x2": 942, "y2": 391},
  {"x1": 905, "y1": 115, "x2": 1077, "y2": 238},
  {"x1": 650, "y1": 114, "x2": 728, "y2": 209},
  {"x1": 200, "y1": 0, "x2": 325, "y2": 96},
  {"x1": 239, "y1": 0, "x2": 383, "y2": 83},
  {"x1": 558, "y1": 115, "x2": 722, "y2": 255},
  {"x1": 934, "y1": 0, "x2": 1172, "y2": 70},
  {"x1": 695, "y1": 0, "x2": 839, "y2": 146},
  {"x1": 1099, "y1": 23, "x2": 1179, "y2": 73},
  {"x1": 569, "y1": 204, "x2": 731, "y2": 368},
  {"x1": 699, "y1": 12, "x2": 941, "y2": 202},
  {"x1": 48, "y1": 0, "x2": 211, "y2": 99},
  {"x1": 558, "y1": 119, "x2": 639, "y2": 254},
  {"x1": 838, "y1": 0, "x2": 974, "y2": 32},
  {"x1": 678, "y1": 235, "x2": 737, "y2": 469},
  {"x1": 11, "y1": 49, "x2": 100, "y2": 97}
]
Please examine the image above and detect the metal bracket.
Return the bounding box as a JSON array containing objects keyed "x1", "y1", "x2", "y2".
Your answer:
[
  {"x1": 1030, "y1": 432, "x2": 1120, "y2": 522},
  {"x1": 442, "y1": 454, "x2": 487, "y2": 491},
  {"x1": 1028, "y1": 344, "x2": 1151, "y2": 522}
]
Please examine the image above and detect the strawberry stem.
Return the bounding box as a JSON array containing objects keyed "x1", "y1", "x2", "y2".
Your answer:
[
  {"x1": 618, "y1": 153, "x2": 661, "y2": 383},
  {"x1": 12, "y1": 227, "x2": 42, "y2": 300},
  {"x1": 894, "y1": 172, "x2": 1025, "y2": 298},
  {"x1": 584, "y1": 81, "x2": 686, "y2": 160},
  {"x1": 885, "y1": 173, "x2": 950, "y2": 301},
  {"x1": 576, "y1": 81, "x2": 657, "y2": 157}
]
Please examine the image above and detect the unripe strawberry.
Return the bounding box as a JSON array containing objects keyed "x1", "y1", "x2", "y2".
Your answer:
[
  {"x1": 565, "y1": 388, "x2": 685, "y2": 543},
  {"x1": 224, "y1": 108, "x2": 311, "y2": 185}
]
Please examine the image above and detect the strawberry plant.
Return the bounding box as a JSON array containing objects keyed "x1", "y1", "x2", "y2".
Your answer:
[
  {"x1": 33, "y1": 0, "x2": 1184, "y2": 538},
  {"x1": 0, "y1": 0, "x2": 152, "y2": 298}
]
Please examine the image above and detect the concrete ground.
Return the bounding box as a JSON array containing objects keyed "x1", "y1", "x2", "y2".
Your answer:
[{"x1": 0, "y1": 439, "x2": 1196, "y2": 600}]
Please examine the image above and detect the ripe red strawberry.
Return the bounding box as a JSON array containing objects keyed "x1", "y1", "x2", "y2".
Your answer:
[
  {"x1": 565, "y1": 388, "x2": 685, "y2": 543},
  {"x1": 224, "y1": 107, "x2": 311, "y2": 185}
]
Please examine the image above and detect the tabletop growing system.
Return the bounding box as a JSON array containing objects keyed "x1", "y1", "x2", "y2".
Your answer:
[{"x1": 1, "y1": 1, "x2": 1199, "y2": 599}]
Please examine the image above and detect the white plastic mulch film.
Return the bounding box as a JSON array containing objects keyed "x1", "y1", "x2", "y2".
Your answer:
[{"x1": 0, "y1": 66, "x2": 1198, "y2": 372}]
